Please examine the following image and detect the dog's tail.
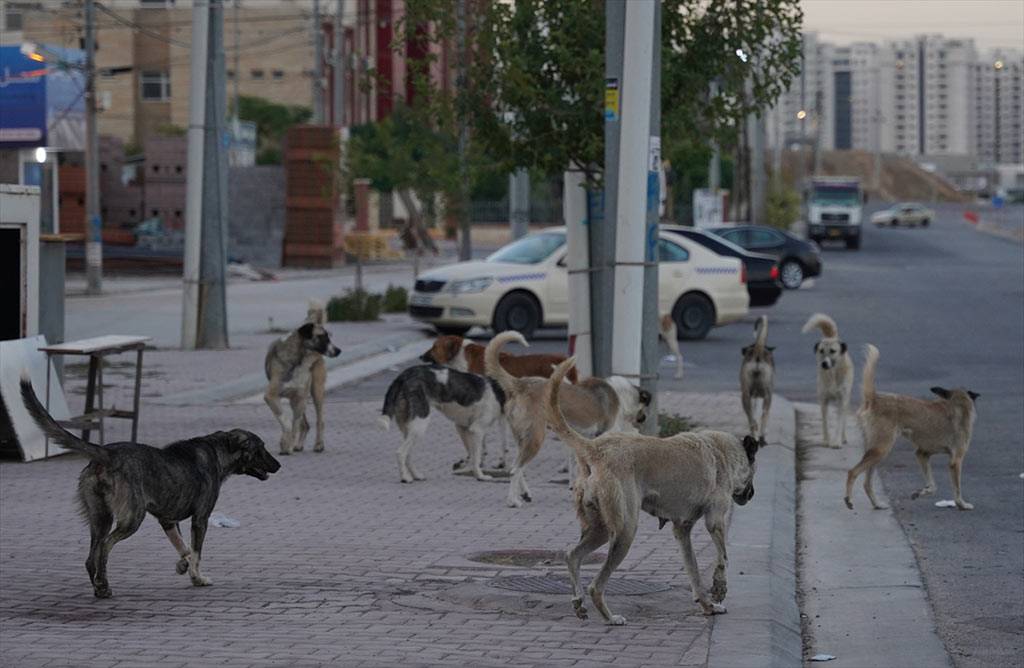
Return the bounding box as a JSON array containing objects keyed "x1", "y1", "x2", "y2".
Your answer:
[
  {"x1": 659, "y1": 314, "x2": 684, "y2": 380},
  {"x1": 802, "y1": 312, "x2": 838, "y2": 338},
  {"x1": 753, "y1": 315, "x2": 769, "y2": 349},
  {"x1": 544, "y1": 357, "x2": 600, "y2": 463},
  {"x1": 306, "y1": 298, "x2": 326, "y2": 325},
  {"x1": 379, "y1": 372, "x2": 404, "y2": 430},
  {"x1": 861, "y1": 344, "x2": 880, "y2": 409},
  {"x1": 484, "y1": 330, "x2": 528, "y2": 394},
  {"x1": 19, "y1": 372, "x2": 110, "y2": 462}
]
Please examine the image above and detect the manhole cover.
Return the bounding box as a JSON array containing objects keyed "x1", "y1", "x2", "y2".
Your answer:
[
  {"x1": 467, "y1": 549, "x2": 605, "y2": 568},
  {"x1": 488, "y1": 575, "x2": 670, "y2": 596}
]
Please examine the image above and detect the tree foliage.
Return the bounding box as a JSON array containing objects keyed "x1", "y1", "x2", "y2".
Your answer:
[
  {"x1": 414, "y1": 0, "x2": 803, "y2": 184},
  {"x1": 236, "y1": 95, "x2": 312, "y2": 165}
]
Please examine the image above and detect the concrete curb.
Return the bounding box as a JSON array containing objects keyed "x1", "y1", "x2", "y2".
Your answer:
[
  {"x1": 156, "y1": 329, "x2": 430, "y2": 406},
  {"x1": 707, "y1": 395, "x2": 802, "y2": 668}
]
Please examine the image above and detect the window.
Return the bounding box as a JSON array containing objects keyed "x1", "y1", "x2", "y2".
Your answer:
[
  {"x1": 658, "y1": 239, "x2": 690, "y2": 263},
  {"x1": 251, "y1": 69, "x2": 265, "y2": 79},
  {"x1": 272, "y1": 70, "x2": 285, "y2": 80},
  {"x1": 140, "y1": 71, "x2": 170, "y2": 101},
  {"x1": 748, "y1": 229, "x2": 783, "y2": 249},
  {"x1": 226, "y1": 69, "x2": 235, "y2": 79}
]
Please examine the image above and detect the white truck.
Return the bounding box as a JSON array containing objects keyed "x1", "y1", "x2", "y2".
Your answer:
[{"x1": 805, "y1": 177, "x2": 865, "y2": 250}]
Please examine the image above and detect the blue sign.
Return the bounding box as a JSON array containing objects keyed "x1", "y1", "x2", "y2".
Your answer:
[{"x1": 0, "y1": 46, "x2": 47, "y2": 146}]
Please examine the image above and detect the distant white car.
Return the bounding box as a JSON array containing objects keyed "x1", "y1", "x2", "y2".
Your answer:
[
  {"x1": 408, "y1": 227, "x2": 749, "y2": 340},
  {"x1": 871, "y1": 203, "x2": 936, "y2": 227}
]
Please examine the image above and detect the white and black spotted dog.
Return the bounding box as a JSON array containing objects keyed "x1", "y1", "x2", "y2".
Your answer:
[{"x1": 379, "y1": 364, "x2": 505, "y2": 484}]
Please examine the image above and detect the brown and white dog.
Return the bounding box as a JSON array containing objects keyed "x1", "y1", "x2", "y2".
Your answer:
[
  {"x1": 845, "y1": 344, "x2": 979, "y2": 511},
  {"x1": 420, "y1": 334, "x2": 579, "y2": 383}
]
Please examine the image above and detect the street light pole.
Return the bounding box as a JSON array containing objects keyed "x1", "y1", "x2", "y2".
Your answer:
[
  {"x1": 313, "y1": 0, "x2": 324, "y2": 124},
  {"x1": 84, "y1": 0, "x2": 102, "y2": 294}
]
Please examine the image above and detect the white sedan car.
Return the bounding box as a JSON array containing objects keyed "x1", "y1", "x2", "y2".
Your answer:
[
  {"x1": 871, "y1": 202, "x2": 936, "y2": 227},
  {"x1": 409, "y1": 227, "x2": 749, "y2": 340}
]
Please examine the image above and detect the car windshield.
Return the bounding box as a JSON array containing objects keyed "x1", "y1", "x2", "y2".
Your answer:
[
  {"x1": 703, "y1": 229, "x2": 752, "y2": 255},
  {"x1": 812, "y1": 188, "x2": 860, "y2": 206},
  {"x1": 487, "y1": 232, "x2": 566, "y2": 264}
]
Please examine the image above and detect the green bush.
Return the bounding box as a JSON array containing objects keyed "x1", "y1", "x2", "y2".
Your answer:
[
  {"x1": 766, "y1": 185, "x2": 801, "y2": 230},
  {"x1": 382, "y1": 285, "x2": 408, "y2": 313},
  {"x1": 658, "y1": 412, "x2": 699, "y2": 438},
  {"x1": 326, "y1": 290, "x2": 382, "y2": 322}
]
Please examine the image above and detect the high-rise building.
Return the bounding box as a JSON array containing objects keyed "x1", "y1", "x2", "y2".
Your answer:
[{"x1": 974, "y1": 49, "x2": 1024, "y2": 164}]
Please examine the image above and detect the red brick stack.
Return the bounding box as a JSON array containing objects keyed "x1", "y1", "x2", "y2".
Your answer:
[{"x1": 282, "y1": 125, "x2": 345, "y2": 268}]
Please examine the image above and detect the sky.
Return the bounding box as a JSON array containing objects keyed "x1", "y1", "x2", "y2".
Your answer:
[{"x1": 801, "y1": 0, "x2": 1024, "y2": 51}]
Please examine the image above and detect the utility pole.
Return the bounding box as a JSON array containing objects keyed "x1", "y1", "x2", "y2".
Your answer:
[
  {"x1": 599, "y1": 0, "x2": 657, "y2": 426},
  {"x1": 812, "y1": 89, "x2": 823, "y2": 176},
  {"x1": 333, "y1": 0, "x2": 344, "y2": 128},
  {"x1": 508, "y1": 169, "x2": 529, "y2": 240},
  {"x1": 708, "y1": 79, "x2": 720, "y2": 194},
  {"x1": 84, "y1": 0, "x2": 102, "y2": 294},
  {"x1": 772, "y1": 104, "x2": 783, "y2": 192},
  {"x1": 455, "y1": 0, "x2": 471, "y2": 260},
  {"x1": 182, "y1": 0, "x2": 230, "y2": 350},
  {"x1": 312, "y1": 0, "x2": 324, "y2": 124},
  {"x1": 751, "y1": 109, "x2": 766, "y2": 224},
  {"x1": 233, "y1": 0, "x2": 240, "y2": 118}
]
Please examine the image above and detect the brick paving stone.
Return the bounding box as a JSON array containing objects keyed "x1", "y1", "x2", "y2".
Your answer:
[{"x1": 1, "y1": 392, "x2": 753, "y2": 667}]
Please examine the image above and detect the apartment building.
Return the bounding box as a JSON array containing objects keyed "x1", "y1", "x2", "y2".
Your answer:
[{"x1": 769, "y1": 32, "x2": 1022, "y2": 165}]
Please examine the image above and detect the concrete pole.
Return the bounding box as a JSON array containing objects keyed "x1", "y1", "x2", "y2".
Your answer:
[
  {"x1": 508, "y1": 168, "x2": 530, "y2": 240},
  {"x1": 772, "y1": 104, "x2": 783, "y2": 192},
  {"x1": 593, "y1": 0, "x2": 626, "y2": 378},
  {"x1": 182, "y1": 0, "x2": 210, "y2": 349},
  {"x1": 564, "y1": 170, "x2": 593, "y2": 378},
  {"x1": 333, "y1": 0, "x2": 345, "y2": 127},
  {"x1": 639, "y1": 1, "x2": 661, "y2": 435},
  {"x1": 233, "y1": 0, "x2": 240, "y2": 118},
  {"x1": 609, "y1": 0, "x2": 655, "y2": 389},
  {"x1": 751, "y1": 110, "x2": 766, "y2": 224},
  {"x1": 708, "y1": 79, "x2": 720, "y2": 193},
  {"x1": 455, "y1": 0, "x2": 471, "y2": 260},
  {"x1": 313, "y1": 0, "x2": 324, "y2": 124},
  {"x1": 198, "y1": 0, "x2": 230, "y2": 349},
  {"x1": 83, "y1": 0, "x2": 102, "y2": 294}
]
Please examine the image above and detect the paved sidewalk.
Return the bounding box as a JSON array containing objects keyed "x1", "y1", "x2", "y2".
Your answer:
[
  {"x1": 0, "y1": 391, "x2": 797, "y2": 667},
  {"x1": 795, "y1": 403, "x2": 952, "y2": 667}
]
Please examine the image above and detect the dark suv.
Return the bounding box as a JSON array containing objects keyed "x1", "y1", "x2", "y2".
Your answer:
[
  {"x1": 708, "y1": 226, "x2": 823, "y2": 290},
  {"x1": 662, "y1": 226, "x2": 782, "y2": 307}
]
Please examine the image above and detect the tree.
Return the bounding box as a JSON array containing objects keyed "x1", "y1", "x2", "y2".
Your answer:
[{"x1": 236, "y1": 95, "x2": 312, "y2": 165}]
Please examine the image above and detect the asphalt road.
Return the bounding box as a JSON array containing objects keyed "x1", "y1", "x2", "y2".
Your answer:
[{"x1": 332, "y1": 210, "x2": 1023, "y2": 666}]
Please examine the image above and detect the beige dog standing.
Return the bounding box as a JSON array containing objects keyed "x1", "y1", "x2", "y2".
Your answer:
[
  {"x1": 484, "y1": 332, "x2": 650, "y2": 508},
  {"x1": 740, "y1": 315, "x2": 774, "y2": 440},
  {"x1": 845, "y1": 344, "x2": 979, "y2": 511},
  {"x1": 544, "y1": 357, "x2": 760, "y2": 624},
  {"x1": 802, "y1": 313, "x2": 854, "y2": 448}
]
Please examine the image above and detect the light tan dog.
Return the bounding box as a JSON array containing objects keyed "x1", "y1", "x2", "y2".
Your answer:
[
  {"x1": 845, "y1": 344, "x2": 979, "y2": 511},
  {"x1": 659, "y1": 314, "x2": 685, "y2": 380},
  {"x1": 802, "y1": 313, "x2": 854, "y2": 448},
  {"x1": 263, "y1": 301, "x2": 340, "y2": 454},
  {"x1": 545, "y1": 357, "x2": 760, "y2": 624},
  {"x1": 484, "y1": 331, "x2": 651, "y2": 508},
  {"x1": 740, "y1": 315, "x2": 774, "y2": 440}
]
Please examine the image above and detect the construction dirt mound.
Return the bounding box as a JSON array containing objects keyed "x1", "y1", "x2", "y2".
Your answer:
[{"x1": 782, "y1": 149, "x2": 968, "y2": 203}]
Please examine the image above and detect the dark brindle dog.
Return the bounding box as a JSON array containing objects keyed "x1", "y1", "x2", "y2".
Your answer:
[{"x1": 20, "y1": 374, "x2": 280, "y2": 598}]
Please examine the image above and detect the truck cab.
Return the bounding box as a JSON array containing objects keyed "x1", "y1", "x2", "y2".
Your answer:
[{"x1": 805, "y1": 177, "x2": 864, "y2": 250}]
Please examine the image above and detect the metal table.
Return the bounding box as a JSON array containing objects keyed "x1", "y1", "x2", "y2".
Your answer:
[{"x1": 38, "y1": 335, "x2": 151, "y2": 451}]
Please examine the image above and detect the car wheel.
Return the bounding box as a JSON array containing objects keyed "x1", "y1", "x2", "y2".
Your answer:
[
  {"x1": 780, "y1": 260, "x2": 805, "y2": 289},
  {"x1": 672, "y1": 294, "x2": 715, "y2": 341},
  {"x1": 493, "y1": 292, "x2": 541, "y2": 339},
  {"x1": 435, "y1": 325, "x2": 471, "y2": 336},
  {"x1": 890, "y1": 218, "x2": 899, "y2": 226},
  {"x1": 922, "y1": 218, "x2": 930, "y2": 227}
]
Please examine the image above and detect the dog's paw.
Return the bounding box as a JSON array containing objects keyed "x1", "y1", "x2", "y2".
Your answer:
[
  {"x1": 278, "y1": 449, "x2": 292, "y2": 456},
  {"x1": 844, "y1": 497, "x2": 853, "y2": 510},
  {"x1": 572, "y1": 597, "x2": 588, "y2": 620},
  {"x1": 701, "y1": 602, "x2": 727, "y2": 615},
  {"x1": 452, "y1": 458, "x2": 467, "y2": 471},
  {"x1": 175, "y1": 557, "x2": 189, "y2": 575},
  {"x1": 412, "y1": 473, "x2": 426, "y2": 481},
  {"x1": 475, "y1": 472, "x2": 494, "y2": 481},
  {"x1": 827, "y1": 444, "x2": 842, "y2": 450},
  {"x1": 93, "y1": 585, "x2": 112, "y2": 599},
  {"x1": 313, "y1": 444, "x2": 325, "y2": 453},
  {"x1": 607, "y1": 614, "x2": 627, "y2": 626},
  {"x1": 400, "y1": 474, "x2": 414, "y2": 484},
  {"x1": 521, "y1": 492, "x2": 533, "y2": 503},
  {"x1": 711, "y1": 580, "x2": 727, "y2": 603},
  {"x1": 871, "y1": 502, "x2": 889, "y2": 510},
  {"x1": 956, "y1": 501, "x2": 974, "y2": 511},
  {"x1": 190, "y1": 575, "x2": 213, "y2": 587},
  {"x1": 506, "y1": 497, "x2": 524, "y2": 509},
  {"x1": 293, "y1": 443, "x2": 304, "y2": 452}
]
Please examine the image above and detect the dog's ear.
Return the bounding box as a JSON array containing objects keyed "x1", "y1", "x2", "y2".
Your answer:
[
  {"x1": 742, "y1": 435, "x2": 759, "y2": 463},
  {"x1": 930, "y1": 386, "x2": 951, "y2": 399},
  {"x1": 812, "y1": 342, "x2": 820, "y2": 354},
  {"x1": 840, "y1": 341, "x2": 848, "y2": 355},
  {"x1": 967, "y1": 390, "x2": 980, "y2": 401},
  {"x1": 742, "y1": 345, "x2": 752, "y2": 356},
  {"x1": 444, "y1": 336, "x2": 461, "y2": 360},
  {"x1": 638, "y1": 388, "x2": 652, "y2": 406},
  {"x1": 298, "y1": 322, "x2": 315, "y2": 339}
]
